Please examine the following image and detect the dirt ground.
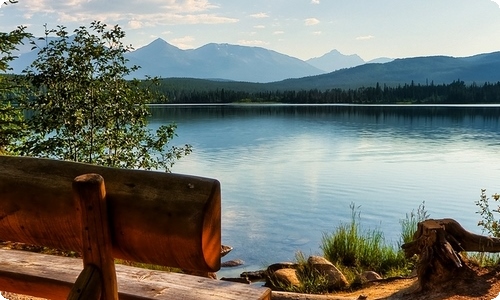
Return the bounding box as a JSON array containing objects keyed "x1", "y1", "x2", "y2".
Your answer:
[{"x1": 329, "y1": 263, "x2": 500, "y2": 300}]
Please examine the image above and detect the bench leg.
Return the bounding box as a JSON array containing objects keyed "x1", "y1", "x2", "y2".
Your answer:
[{"x1": 69, "y1": 174, "x2": 118, "y2": 300}]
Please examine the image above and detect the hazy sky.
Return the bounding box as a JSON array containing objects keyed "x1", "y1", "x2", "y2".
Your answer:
[{"x1": 2, "y1": 0, "x2": 500, "y2": 61}]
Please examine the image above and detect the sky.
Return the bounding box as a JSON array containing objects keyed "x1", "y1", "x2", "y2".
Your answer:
[{"x1": 1, "y1": 0, "x2": 500, "y2": 61}]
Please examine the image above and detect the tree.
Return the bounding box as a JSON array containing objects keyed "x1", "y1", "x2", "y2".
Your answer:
[
  {"x1": 20, "y1": 21, "x2": 191, "y2": 171},
  {"x1": 0, "y1": 26, "x2": 31, "y2": 154}
]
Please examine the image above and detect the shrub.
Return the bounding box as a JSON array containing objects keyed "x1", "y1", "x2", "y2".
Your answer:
[{"x1": 476, "y1": 189, "x2": 500, "y2": 237}]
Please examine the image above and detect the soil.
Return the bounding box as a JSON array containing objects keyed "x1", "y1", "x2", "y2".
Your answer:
[{"x1": 327, "y1": 263, "x2": 500, "y2": 300}]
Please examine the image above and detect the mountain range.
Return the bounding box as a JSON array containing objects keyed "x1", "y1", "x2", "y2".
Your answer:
[
  {"x1": 125, "y1": 38, "x2": 323, "y2": 83},
  {"x1": 7, "y1": 37, "x2": 500, "y2": 88}
]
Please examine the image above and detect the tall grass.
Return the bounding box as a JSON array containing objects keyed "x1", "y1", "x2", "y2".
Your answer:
[
  {"x1": 321, "y1": 203, "x2": 412, "y2": 276},
  {"x1": 399, "y1": 201, "x2": 429, "y2": 245}
]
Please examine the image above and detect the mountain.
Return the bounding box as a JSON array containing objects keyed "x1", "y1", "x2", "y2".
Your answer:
[
  {"x1": 306, "y1": 49, "x2": 365, "y2": 72},
  {"x1": 126, "y1": 39, "x2": 324, "y2": 83},
  {"x1": 6, "y1": 36, "x2": 500, "y2": 88},
  {"x1": 266, "y1": 52, "x2": 500, "y2": 90},
  {"x1": 366, "y1": 57, "x2": 394, "y2": 64}
]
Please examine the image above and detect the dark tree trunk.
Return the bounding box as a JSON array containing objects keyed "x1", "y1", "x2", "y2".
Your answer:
[{"x1": 402, "y1": 218, "x2": 500, "y2": 290}]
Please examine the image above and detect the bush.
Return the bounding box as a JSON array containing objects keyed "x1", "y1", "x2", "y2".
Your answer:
[{"x1": 476, "y1": 189, "x2": 500, "y2": 237}]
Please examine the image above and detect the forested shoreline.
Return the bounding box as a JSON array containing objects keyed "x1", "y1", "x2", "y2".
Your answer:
[{"x1": 153, "y1": 80, "x2": 500, "y2": 104}]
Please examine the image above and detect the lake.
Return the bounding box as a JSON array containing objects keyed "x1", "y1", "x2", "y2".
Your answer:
[{"x1": 148, "y1": 104, "x2": 500, "y2": 277}]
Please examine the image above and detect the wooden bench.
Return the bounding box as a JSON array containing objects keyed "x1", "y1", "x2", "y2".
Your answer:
[{"x1": 0, "y1": 155, "x2": 271, "y2": 299}]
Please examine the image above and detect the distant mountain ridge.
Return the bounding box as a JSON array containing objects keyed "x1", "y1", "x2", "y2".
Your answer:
[
  {"x1": 266, "y1": 52, "x2": 500, "y2": 90},
  {"x1": 6, "y1": 37, "x2": 500, "y2": 88},
  {"x1": 6, "y1": 37, "x2": 386, "y2": 83},
  {"x1": 125, "y1": 39, "x2": 325, "y2": 83},
  {"x1": 306, "y1": 49, "x2": 365, "y2": 72}
]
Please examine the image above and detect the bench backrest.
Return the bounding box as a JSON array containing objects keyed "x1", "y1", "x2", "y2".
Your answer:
[{"x1": 0, "y1": 155, "x2": 221, "y2": 272}]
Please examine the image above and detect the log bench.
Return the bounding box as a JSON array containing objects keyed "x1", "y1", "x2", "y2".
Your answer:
[{"x1": 0, "y1": 155, "x2": 271, "y2": 299}]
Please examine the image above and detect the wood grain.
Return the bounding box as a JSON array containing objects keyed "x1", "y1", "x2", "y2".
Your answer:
[
  {"x1": 0, "y1": 249, "x2": 271, "y2": 300},
  {"x1": 0, "y1": 155, "x2": 221, "y2": 271},
  {"x1": 71, "y1": 174, "x2": 118, "y2": 299}
]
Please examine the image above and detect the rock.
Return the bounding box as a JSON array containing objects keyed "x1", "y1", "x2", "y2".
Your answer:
[
  {"x1": 220, "y1": 277, "x2": 251, "y2": 284},
  {"x1": 308, "y1": 256, "x2": 348, "y2": 290},
  {"x1": 362, "y1": 271, "x2": 382, "y2": 282},
  {"x1": 221, "y1": 244, "x2": 233, "y2": 257},
  {"x1": 272, "y1": 268, "x2": 301, "y2": 289},
  {"x1": 241, "y1": 270, "x2": 267, "y2": 281},
  {"x1": 266, "y1": 262, "x2": 298, "y2": 273},
  {"x1": 221, "y1": 259, "x2": 244, "y2": 267}
]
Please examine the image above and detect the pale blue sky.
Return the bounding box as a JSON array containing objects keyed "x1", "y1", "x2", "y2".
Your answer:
[{"x1": 1, "y1": 0, "x2": 500, "y2": 61}]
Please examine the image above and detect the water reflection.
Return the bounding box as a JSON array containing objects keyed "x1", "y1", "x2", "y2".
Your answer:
[{"x1": 148, "y1": 104, "x2": 500, "y2": 276}]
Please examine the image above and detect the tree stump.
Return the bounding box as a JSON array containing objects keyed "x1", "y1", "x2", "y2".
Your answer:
[{"x1": 402, "y1": 218, "x2": 500, "y2": 291}]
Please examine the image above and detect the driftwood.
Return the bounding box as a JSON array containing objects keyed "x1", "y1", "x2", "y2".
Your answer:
[{"x1": 402, "y1": 218, "x2": 500, "y2": 290}]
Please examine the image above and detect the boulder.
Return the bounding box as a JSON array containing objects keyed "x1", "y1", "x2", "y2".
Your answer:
[
  {"x1": 272, "y1": 268, "x2": 301, "y2": 289},
  {"x1": 266, "y1": 262, "x2": 298, "y2": 273},
  {"x1": 308, "y1": 256, "x2": 348, "y2": 290}
]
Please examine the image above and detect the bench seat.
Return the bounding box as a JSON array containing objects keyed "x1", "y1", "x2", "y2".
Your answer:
[{"x1": 0, "y1": 249, "x2": 271, "y2": 300}]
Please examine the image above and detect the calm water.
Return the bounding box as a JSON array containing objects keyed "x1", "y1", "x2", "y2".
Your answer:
[{"x1": 149, "y1": 104, "x2": 500, "y2": 276}]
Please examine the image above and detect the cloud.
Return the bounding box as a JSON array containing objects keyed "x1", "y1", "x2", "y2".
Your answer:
[
  {"x1": 356, "y1": 35, "x2": 375, "y2": 40},
  {"x1": 311, "y1": 0, "x2": 320, "y2": 4},
  {"x1": 491, "y1": 0, "x2": 500, "y2": 7},
  {"x1": 254, "y1": 25, "x2": 266, "y2": 29},
  {"x1": 128, "y1": 20, "x2": 144, "y2": 29},
  {"x1": 304, "y1": 18, "x2": 320, "y2": 26},
  {"x1": 273, "y1": 31, "x2": 284, "y2": 35},
  {"x1": 312, "y1": 31, "x2": 322, "y2": 35},
  {"x1": 171, "y1": 35, "x2": 195, "y2": 49},
  {"x1": 250, "y1": 12, "x2": 269, "y2": 18},
  {"x1": 238, "y1": 39, "x2": 269, "y2": 46},
  {"x1": 13, "y1": 0, "x2": 236, "y2": 27}
]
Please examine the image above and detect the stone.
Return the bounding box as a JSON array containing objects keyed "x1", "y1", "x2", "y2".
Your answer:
[
  {"x1": 272, "y1": 268, "x2": 301, "y2": 289},
  {"x1": 221, "y1": 259, "x2": 244, "y2": 267},
  {"x1": 241, "y1": 270, "x2": 267, "y2": 281},
  {"x1": 308, "y1": 256, "x2": 348, "y2": 290},
  {"x1": 220, "y1": 277, "x2": 251, "y2": 284},
  {"x1": 362, "y1": 270, "x2": 382, "y2": 281},
  {"x1": 266, "y1": 262, "x2": 298, "y2": 273},
  {"x1": 221, "y1": 244, "x2": 233, "y2": 257}
]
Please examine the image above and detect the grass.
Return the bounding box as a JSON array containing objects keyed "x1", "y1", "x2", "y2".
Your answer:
[
  {"x1": 273, "y1": 202, "x2": 430, "y2": 294},
  {"x1": 268, "y1": 251, "x2": 331, "y2": 294},
  {"x1": 115, "y1": 259, "x2": 181, "y2": 272},
  {"x1": 320, "y1": 203, "x2": 411, "y2": 276},
  {"x1": 400, "y1": 201, "x2": 429, "y2": 245}
]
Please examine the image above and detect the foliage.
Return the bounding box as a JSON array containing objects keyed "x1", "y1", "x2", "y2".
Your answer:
[
  {"x1": 1, "y1": 0, "x2": 19, "y2": 7},
  {"x1": 320, "y1": 203, "x2": 409, "y2": 276},
  {"x1": 154, "y1": 78, "x2": 500, "y2": 104},
  {"x1": 115, "y1": 259, "x2": 180, "y2": 272},
  {"x1": 476, "y1": 189, "x2": 500, "y2": 237},
  {"x1": 0, "y1": 26, "x2": 32, "y2": 154},
  {"x1": 464, "y1": 251, "x2": 500, "y2": 268},
  {"x1": 19, "y1": 21, "x2": 191, "y2": 171},
  {"x1": 399, "y1": 201, "x2": 429, "y2": 245}
]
